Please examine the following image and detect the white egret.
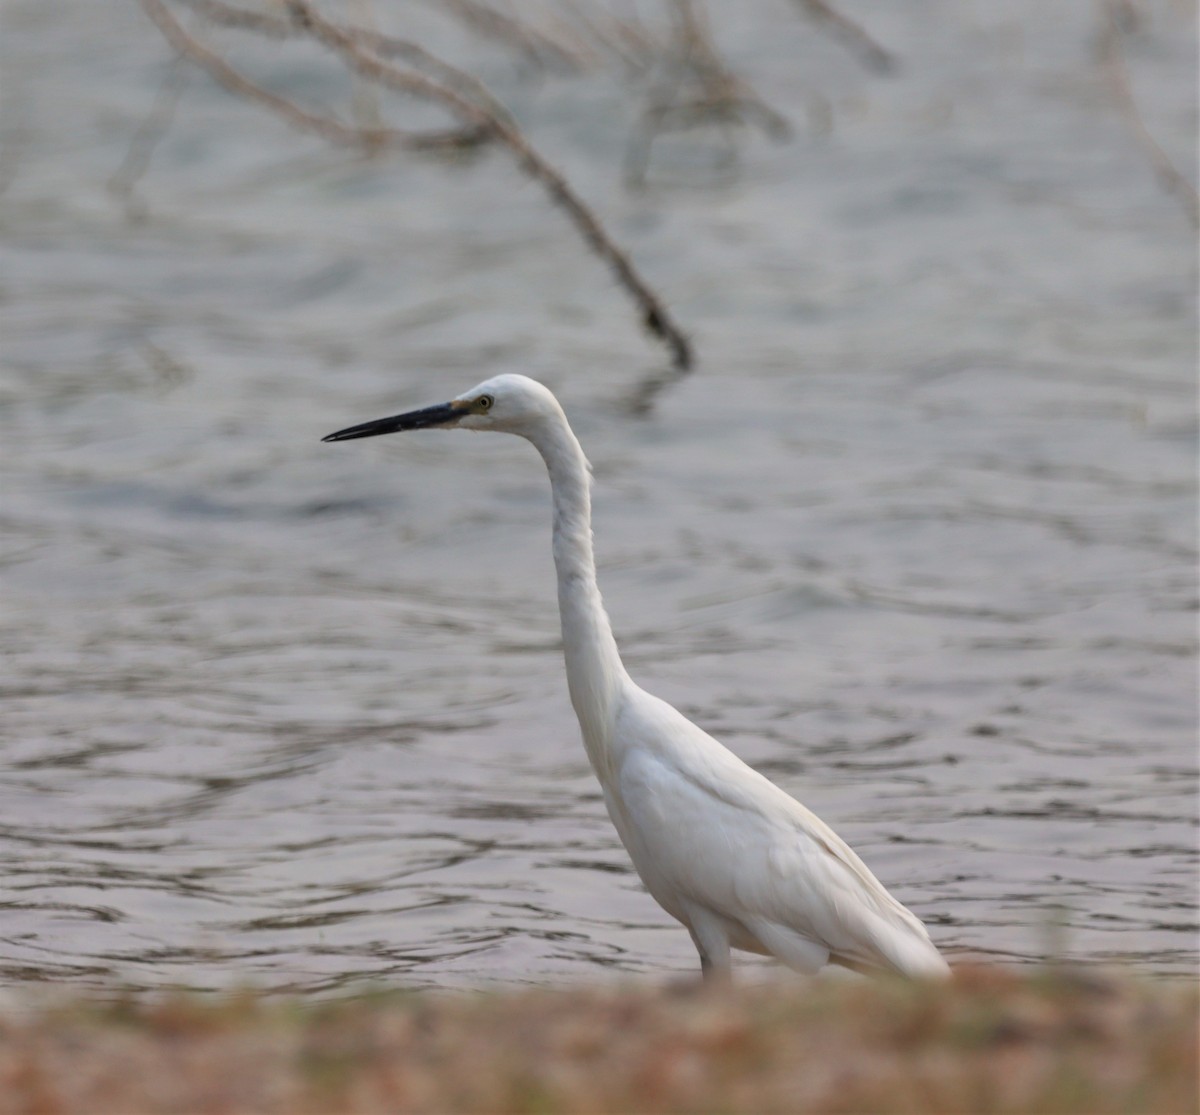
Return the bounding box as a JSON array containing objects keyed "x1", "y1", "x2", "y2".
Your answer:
[{"x1": 323, "y1": 374, "x2": 950, "y2": 981}]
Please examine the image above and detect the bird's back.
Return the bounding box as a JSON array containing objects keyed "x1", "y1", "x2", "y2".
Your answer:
[{"x1": 605, "y1": 684, "x2": 949, "y2": 978}]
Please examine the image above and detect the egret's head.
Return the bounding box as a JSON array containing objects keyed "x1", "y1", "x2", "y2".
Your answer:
[{"x1": 322, "y1": 374, "x2": 563, "y2": 444}]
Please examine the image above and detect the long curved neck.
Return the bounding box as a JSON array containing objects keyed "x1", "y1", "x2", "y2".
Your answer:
[{"x1": 527, "y1": 413, "x2": 629, "y2": 783}]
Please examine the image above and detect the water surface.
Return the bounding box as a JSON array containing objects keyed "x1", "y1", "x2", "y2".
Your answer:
[{"x1": 1, "y1": 0, "x2": 1196, "y2": 991}]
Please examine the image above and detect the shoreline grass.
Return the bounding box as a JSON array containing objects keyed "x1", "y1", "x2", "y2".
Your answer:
[{"x1": 0, "y1": 966, "x2": 1195, "y2": 1113}]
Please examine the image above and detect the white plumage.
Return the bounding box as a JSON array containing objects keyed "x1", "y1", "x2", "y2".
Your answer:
[{"x1": 323, "y1": 373, "x2": 949, "y2": 981}]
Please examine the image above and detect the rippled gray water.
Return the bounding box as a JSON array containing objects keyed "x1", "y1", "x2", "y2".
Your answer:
[{"x1": 1, "y1": 0, "x2": 1196, "y2": 992}]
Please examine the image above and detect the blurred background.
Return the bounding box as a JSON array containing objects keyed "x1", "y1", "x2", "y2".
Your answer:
[{"x1": 0, "y1": 0, "x2": 1196, "y2": 994}]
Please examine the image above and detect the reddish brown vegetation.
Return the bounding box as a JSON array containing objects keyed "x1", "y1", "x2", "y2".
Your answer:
[{"x1": 0, "y1": 966, "x2": 1195, "y2": 1114}]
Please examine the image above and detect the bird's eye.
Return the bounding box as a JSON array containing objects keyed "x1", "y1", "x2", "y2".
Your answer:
[{"x1": 477, "y1": 395, "x2": 494, "y2": 411}]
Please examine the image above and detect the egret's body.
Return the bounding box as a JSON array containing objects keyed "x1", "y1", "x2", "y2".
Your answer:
[{"x1": 324, "y1": 374, "x2": 949, "y2": 981}]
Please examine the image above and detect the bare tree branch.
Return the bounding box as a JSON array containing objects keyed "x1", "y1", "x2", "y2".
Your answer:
[
  {"x1": 1097, "y1": 0, "x2": 1198, "y2": 229},
  {"x1": 284, "y1": 0, "x2": 692, "y2": 368},
  {"x1": 138, "y1": 0, "x2": 692, "y2": 367}
]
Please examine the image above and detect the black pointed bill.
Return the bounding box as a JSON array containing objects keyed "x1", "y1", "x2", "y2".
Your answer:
[{"x1": 322, "y1": 400, "x2": 465, "y2": 443}]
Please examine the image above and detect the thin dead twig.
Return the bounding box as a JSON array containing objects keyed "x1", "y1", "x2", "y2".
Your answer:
[
  {"x1": 180, "y1": 0, "x2": 512, "y2": 126},
  {"x1": 626, "y1": 1, "x2": 791, "y2": 187},
  {"x1": 1097, "y1": 0, "x2": 1198, "y2": 228},
  {"x1": 560, "y1": 1, "x2": 660, "y2": 75},
  {"x1": 108, "y1": 57, "x2": 189, "y2": 222},
  {"x1": 181, "y1": 0, "x2": 286, "y2": 36},
  {"x1": 671, "y1": 0, "x2": 792, "y2": 139},
  {"x1": 139, "y1": 0, "x2": 485, "y2": 152},
  {"x1": 345, "y1": 0, "x2": 383, "y2": 131},
  {"x1": 284, "y1": 0, "x2": 692, "y2": 368},
  {"x1": 439, "y1": 0, "x2": 585, "y2": 74},
  {"x1": 791, "y1": 0, "x2": 896, "y2": 74}
]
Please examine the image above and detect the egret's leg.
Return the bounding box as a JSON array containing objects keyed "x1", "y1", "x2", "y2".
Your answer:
[
  {"x1": 697, "y1": 951, "x2": 733, "y2": 983},
  {"x1": 683, "y1": 905, "x2": 732, "y2": 983}
]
